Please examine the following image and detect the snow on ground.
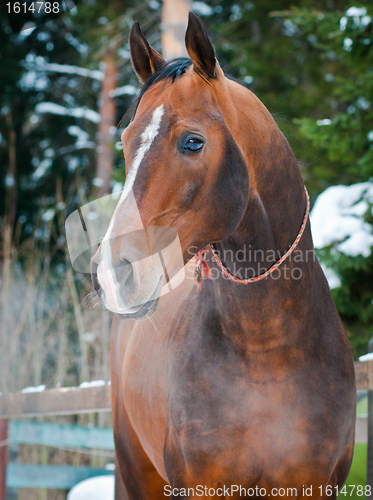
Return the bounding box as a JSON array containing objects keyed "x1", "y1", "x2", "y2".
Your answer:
[
  {"x1": 21, "y1": 385, "x2": 46, "y2": 393},
  {"x1": 67, "y1": 476, "x2": 114, "y2": 500},
  {"x1": 359, "y1": 352, "x2": 373, "y2": 362},
  {"x1": 79, "y1": 380, "x2": 107, "y2": 388},
  {"x1": 310, "y1": 182, "x2": 373, "y2": 258}
]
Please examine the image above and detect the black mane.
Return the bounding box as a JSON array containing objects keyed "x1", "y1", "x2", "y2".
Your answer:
[
  {"x1": 121, "y1": 58, "x2": 193, "y2": 126},
  {"x1": 139, "y1": 57, "x2": 193, "y2": 99},
  {"x1": 122, "y1": 58, "x2": 249, "y2": 126}
]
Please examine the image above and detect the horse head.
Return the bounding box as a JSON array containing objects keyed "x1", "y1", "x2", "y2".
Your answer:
[{"x1": 91, "y1": 13, "x2": 300, "y2": 320}]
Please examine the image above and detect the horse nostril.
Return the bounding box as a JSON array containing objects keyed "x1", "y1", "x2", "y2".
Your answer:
[
  {"x1": 115, "y1": 259, "x2": 132, "y2": 283},
  {"x1": 90, "y1": 260, "x2": 101, "y2": 296},
  {"x1": 116, "y1": 259, "x2": 137, "y2": 296}
]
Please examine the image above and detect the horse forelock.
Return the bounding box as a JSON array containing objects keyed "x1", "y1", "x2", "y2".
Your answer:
[{"x1": 131, "y1": 58, "x2": 193, "y2": 119}]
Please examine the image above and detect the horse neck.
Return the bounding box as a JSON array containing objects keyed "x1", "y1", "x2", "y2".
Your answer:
[
  {"x1": 214, "y1": 80, "x2": 308, "y2": 252},
  {"x1": 207, "y1": 100, "x2": 316, "y2": 350}
]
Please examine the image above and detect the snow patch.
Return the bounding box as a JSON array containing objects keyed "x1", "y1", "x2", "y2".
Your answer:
[
  {"x1": 317, "y1": 118, "x2": 332, "y2": 126},
  {"x1": 79, "y1": 380, "x2": 106, "y2": 388},
  {"x1": 32, "y1": 159, "x2": 52, "y2": 180},
  {"x1": 340, "y1": 7, "x2": 370, "y2": 31},
  {"x1": 67, "y1": 476, "x2": 114, "y2": 500},
  {"x1": 64, "y1": 34, "x2": 89, "y2": 56},
  {"x1": 118, "y1": 48, "x2": 131, "y2": 60},
  {"x1": 18, "y1": 23, "x2": 36, "y2": 38},
  {"x1": 359, "y1": 352, "x2": 373, "y2": 362},
  {"x1": 344, "y1": 38, "x2": 353, "y2": 51},
  {"x1": 68, "y1": 126, "x2": 95, "y2": 149},
  {"x1": 112, "y1": 182, "x2": 123, "y2": 195},
  {"x1": 192, "y1": 1, "x2": 213, "y2": 15},
  {"x1": 320, "y1": 264, "x2": 341, "y2": 290},
  {"x1": 23, "y1": 63, "x2": 102, "y2": 79},
  {"x1": 36, "y1": 103, "x2": 100, "y2": 123},
  {"x1": 20, "y1": 70, "x2": 48, "y2": 91},
  {"x1": 149, "y1": 0, "x2": 160, "y2": 9},
  {"x1": 42, "y1": 209, "x2": 55, "y2": 222},
  {"x1": 243, "y1": 75, "x2": 254, "y2": 85},
  {"x1": 5, "y1": 174, "x2": 15, "y2": 187},
  {"x1": 109, "y1": 85, "x2": 138, "y2": 97},
  {"x1": 346, "y1": 7, "x2": 367, "y2": 17},
  {"x1": 310, "y1": 182, "x2": 373, "y2": 258},
  {"x1": 21, "y1": 385, "x2": 46, "y2": 393},
  {"x1": 92, "y1": 177, "x2": 104, "y2": 187}
]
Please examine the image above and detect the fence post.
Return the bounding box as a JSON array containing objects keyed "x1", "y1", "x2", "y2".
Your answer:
[
  {"x1": 367, "y1": 335, "x2": 373, "y2": 490},
  {"x1": 0, "y1": 419, "x2": 9, "y2": 500}
]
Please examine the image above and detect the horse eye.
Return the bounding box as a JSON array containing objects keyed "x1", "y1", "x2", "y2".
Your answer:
[{"x1": 184, "y1": 138, "x2": 204, "y2": 152}]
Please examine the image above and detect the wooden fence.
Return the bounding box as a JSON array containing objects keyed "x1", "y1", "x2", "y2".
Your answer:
[
  {"x1": 7, "y1": 420, "x2": 115, "y2": 489},
  {"x1": 1, "y1": 361, "x2": 373, "y2": 499},
  {"x1": 0, "y1": 384, "x2": 128, "y2": 500}
]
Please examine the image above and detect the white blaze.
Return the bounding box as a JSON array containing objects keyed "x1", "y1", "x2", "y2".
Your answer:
[
  {"x1": 98, "y1": 104, "x2": 165, "y2": 312},
  {"x1": 117, "y1": 104, "x2": 165, "y2": 209}
]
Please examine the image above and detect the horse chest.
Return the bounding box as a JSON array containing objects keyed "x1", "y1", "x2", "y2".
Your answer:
[
  {"x1": 122, "y1": 316, "x2": 353, "y2": 488},
  {"x1": 164, "y1": 350, "x2": 353, "y2": 487},
  {"x1": 116, "y1": 261, "x2": 355, "y2": 489}
]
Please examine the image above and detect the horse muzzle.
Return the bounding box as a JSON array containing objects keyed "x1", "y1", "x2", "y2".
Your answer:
[{"x1": 91, "y1": 248, "x2": 164, "y2": 320}]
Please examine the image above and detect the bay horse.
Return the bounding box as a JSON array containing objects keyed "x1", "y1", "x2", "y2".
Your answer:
[{"x1": 91, "y1": 13, "x2": 356, "y2": 500}]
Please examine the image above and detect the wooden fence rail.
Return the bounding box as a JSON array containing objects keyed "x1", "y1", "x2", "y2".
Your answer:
[
  {"x1": 0, "y1": 385, "x2": 111, "y2": 419},
  {"x1": 7, "y1": 464, "x2": 115, "y2": 490},
  {"x1": 9, "y1": 420, "x2": 115, "y2": 450},
  {"x1": 5, "y1": 420, "x2": 115, "y2": 490},
  {"x1": 0, "y1": 383, "x2": 128, "y2": 500}
]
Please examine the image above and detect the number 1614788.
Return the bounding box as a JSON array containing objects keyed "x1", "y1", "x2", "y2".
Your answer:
[
  {"x1": 319, "y1": 485, "x2": 371, "y2": 496},
  {"x1": 5, "y1": 2, "x2": 61, "y2": 14}
]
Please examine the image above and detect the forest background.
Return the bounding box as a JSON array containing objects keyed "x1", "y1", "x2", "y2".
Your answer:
[{"x1": 1, "y1": 0, "x2": 373, "y2": 395}]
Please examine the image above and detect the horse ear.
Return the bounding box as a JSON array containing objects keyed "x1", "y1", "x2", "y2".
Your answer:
[
  {"x1": 185, "y1": 12, "x2": 217, "y2": 79},
  {"x1": 129, "y1": 22, "x2": 165, "y2": 83}
]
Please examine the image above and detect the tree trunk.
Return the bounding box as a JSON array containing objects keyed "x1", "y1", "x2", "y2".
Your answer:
[
  {"x1": 1, "y1": 112, "x2": 17, "y2": 394},
  {"x1": 161, "y1": 0, "x2": 192, "y2": 60},
  {"x1": 96, "y1": 52, "x2": 118, "y2": 197}
]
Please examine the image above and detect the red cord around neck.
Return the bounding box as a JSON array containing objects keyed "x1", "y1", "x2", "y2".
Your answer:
[{"x1": 195, "y1": 186, "x2": 310, "y2": 289}]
